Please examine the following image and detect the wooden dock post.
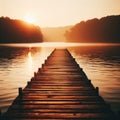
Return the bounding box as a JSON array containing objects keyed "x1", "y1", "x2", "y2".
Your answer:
[
  {"x1": 96, "y1": 87, "x2": 99, "y2": 95},
  {"x1": 18, "y1": 87, "x2": 22, "y2": 97},
  {"x1": 27, "y1": 81, "x2": 31, "y2": 88},
  {"x1": 34, "y1": 72, "x2": 37, "y2": 77},
  {"x1": 89, "y1": 79, "x2": 91, "y2": 83},
  {"x1": 2, "y1": 49, "x2": 117, "y2": 120}
]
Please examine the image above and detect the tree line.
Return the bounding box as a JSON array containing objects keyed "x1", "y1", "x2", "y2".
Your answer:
[
  {"x1": 65, "y1": 15, "x2": 120, "y2": 43},
  {"x1": 0, "y1": 17, "x2": 43, "y2": 43}
]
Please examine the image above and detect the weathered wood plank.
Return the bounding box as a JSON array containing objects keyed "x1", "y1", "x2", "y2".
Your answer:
[
  {"x1": 3, "y1": 113, "x2": 115, "y2": 119},
  {"x1": 9, "y1": 104, "x2": 108, "y2": 110}
]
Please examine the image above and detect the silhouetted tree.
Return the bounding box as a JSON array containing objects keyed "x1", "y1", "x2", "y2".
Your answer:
[
  {"x1": 0, "y1": 17, "x2": 43, "y2": 43},
  {"x1": 65, "y1": 15, "x2": 120, "y2": 43}
]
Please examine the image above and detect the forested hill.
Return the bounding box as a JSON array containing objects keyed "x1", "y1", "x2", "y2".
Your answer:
[
  {"x1": 0, "y1": 17, "x2": 43, "y2": 43},
  {"x1": 65, "y1": 15, "x2": 120, "y2": 43}
]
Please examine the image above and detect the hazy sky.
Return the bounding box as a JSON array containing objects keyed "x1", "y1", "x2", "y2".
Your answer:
[{"x1": 0, "y1": 0, "x2": 120, "y2": 27}]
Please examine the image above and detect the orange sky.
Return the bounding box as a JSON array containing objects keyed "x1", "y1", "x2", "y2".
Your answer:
[{"x1": 0, "y1": 0, "x2": 120, "y2": 27}]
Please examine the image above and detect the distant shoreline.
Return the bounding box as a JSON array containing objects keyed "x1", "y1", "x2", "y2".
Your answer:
[{"x1": 0, "y1": 42, "x2": 120, "y2": 48}]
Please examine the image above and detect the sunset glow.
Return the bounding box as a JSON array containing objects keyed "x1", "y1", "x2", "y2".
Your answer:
[
  {"x1": 0, "y1": 0, "x2": 120, "y2": 117},
  {"x1": 0, "y1": 0, "x2": 120, "y2": 27},
  {"x1": 24, "y1": 16, "x2": 36, "y2": 24}
]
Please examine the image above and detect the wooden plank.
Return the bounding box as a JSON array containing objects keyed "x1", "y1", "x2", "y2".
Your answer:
[
  {"x1": 9, "y1": 104, "x2": 108, "y2": 110},
  {"x1": 3, "y1": 113, "x2": 115, "y2": 119}
]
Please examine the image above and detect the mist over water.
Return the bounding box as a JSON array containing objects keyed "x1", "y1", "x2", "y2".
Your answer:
[{"x1": 0, "y1": 43, "x2": 120, "y2": 113}]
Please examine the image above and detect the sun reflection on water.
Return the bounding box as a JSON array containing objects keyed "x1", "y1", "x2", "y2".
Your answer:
[{"x1": 27, "y1": 51, "x2": 33, "y2": 74}]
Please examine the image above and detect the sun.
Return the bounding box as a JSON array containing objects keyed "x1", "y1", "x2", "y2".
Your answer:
[{"x1": 24, "y1": 16, "x2": 35, "y2": 24}]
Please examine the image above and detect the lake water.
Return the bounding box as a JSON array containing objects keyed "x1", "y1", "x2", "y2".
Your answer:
[{"x1": 0, "y1": 43, "x2": 120, "y2": 114}]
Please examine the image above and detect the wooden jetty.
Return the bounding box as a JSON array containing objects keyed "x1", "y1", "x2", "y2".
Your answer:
[{"x1": 2, "y1": 49, "x2": 117, "y2": 120}]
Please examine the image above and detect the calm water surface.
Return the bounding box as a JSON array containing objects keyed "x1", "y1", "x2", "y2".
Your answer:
[{"x1": 0, "y1": 43, "x2": 120, "y2": 114}]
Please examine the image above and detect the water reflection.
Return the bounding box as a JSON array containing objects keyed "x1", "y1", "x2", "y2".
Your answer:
[
  {"x1": 0, "y1": 46, "x2": 54, "y2": 113},
  {"x1": 68, "y1": 46, "x2": 120, "y2": 112},
  {"x1": 27, "y1": 51, "x2": 33, "y2": 74}
]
